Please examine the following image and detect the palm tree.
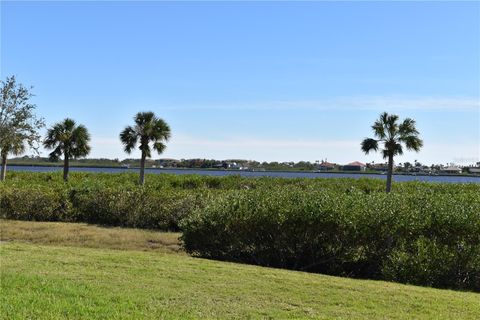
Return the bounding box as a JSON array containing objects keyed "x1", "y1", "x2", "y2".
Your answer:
[
  {"x1": 120, "y1": 112, "x2": 171, "y2": 185},
  {"x1": 361, "y1": 112, "x2": 423, "y2": 193},
  {"x1": 43, "y1": 118, "x2": 91, "y2": 182}
]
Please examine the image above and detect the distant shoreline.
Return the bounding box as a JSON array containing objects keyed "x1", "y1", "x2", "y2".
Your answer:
[{"x1": 6, "y1": 163, "x2": 479, "y2": 178}]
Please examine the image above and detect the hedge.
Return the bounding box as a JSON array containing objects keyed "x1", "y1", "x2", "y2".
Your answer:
[{"x1": 181, "y1": 187, "x2": 480, "y2": 291}]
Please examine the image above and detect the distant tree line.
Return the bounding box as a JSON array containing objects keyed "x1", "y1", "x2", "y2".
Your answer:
[{"x1": 6, "y1": 156, "x2": 319, "y2": 172}]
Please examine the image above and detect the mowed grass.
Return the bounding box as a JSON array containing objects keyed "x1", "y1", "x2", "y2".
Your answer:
[{"x1": 1, "y1": 220, "x2": 479, "y2": 319}]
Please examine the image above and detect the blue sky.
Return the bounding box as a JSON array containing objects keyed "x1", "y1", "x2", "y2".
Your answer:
[{"x1": 1, "y1": 1, "x2": 479, "y2": 165}]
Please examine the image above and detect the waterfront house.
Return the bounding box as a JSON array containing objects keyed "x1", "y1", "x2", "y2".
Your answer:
[
  {"x1": 341, "y1": 161, "x2": 366, "y2": 171},
  {"x1": 158, "y1": 158, "x2": 180, "y2": 167},
  {"x1": 368, "y1": 163, "x2": 388, "y2": 172},
  {"x1": 440, "y1": 166, "x2": 462, "y2": 174},
  {"x1": 468, "y1": 167, "x2": 480, "y2": 174},
  {"x1": 317, "y1": 160, "x2": 336, "y2": 171}
]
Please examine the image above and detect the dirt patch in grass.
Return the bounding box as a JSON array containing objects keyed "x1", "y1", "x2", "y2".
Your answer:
[{"x1": 0, "y1": 219, "x2": 182, "y2": 254}]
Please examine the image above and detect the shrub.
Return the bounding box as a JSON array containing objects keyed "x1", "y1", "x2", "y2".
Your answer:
[
  {"x1": 0, "y1": 185, "x2": 71, "y2": 221},
  {"x1": 181, "y1": 187, "x2": 480, "y2": 291},
  {"x1": 71, "y1": 186, "x2": 209, "y2": 230},
  {"x1": 0, "y1": 172, "x2": 215, "y2": 230},
  {"x1": 382, "y1": 237, "x2": 480, "y2": 290}
]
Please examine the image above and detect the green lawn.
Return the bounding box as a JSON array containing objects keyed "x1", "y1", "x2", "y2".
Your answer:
[{"x1": 1, "y1": 221, "x2": 479, "y2": 319}]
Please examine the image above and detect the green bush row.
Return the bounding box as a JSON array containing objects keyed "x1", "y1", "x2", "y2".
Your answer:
[
  {"x1": 181, "y1": 187, "x2": 480, "y2": 291},
  {"x1": 0, "y1": 178, "x2": 215, "y2": 230}
]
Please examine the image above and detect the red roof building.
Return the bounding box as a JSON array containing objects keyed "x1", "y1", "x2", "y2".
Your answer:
[{"x1": 342, "y1": 161, "x2": 366, "y2": 171}]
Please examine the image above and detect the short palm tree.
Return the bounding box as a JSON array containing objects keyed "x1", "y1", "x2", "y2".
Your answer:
[
  {"x1": 120, "y1": 112, "x2": 171, "y2": 185},
  {"x1": 43, "y1": 118, "x2": 91, "y2": 182},
  {"x1": 361, "y1": 112, "x2": 423, "y2": 193}
]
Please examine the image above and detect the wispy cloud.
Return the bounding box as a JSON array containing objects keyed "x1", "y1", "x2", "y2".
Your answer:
[
  {"x1": 172, "y1": 135, "x2": 358, "y2": 149},
  {"x1": 154, "y1": 96, "x2": 480, "y2": 112},
  {"x1": 161, "y1": 134, "x2": 362, "y2": 162}
]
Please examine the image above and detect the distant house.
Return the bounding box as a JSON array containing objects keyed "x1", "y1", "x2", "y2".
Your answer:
[
  {"x1": 282, "y1": 161, "x2": 294, "y2": 167},
  {"x1": 468, "y1": 167, "x2": 480, "y2": 174},
  {"x1": 317, "y1": 161, "x2": 336, "y2": 171},
  {"x1": 227, "y1": 162, "x2": 248, "y2": 170},
  {"x1": 158, "y1": 158, "x2": 180, "y2": 167},
  {"x1": 228, "y1": 162, "x2": 241, "y2": 169},
  {"x1": 342, "y1": 161, "x2": 366, "y2": 171},
  {"x1": 440, "y1": 166, "x2": 462, "y2": 174},
  {"x1": 368, "y1": 163, "x2": 388, "y2": 172}
]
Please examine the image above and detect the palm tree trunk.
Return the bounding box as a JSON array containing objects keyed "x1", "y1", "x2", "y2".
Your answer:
[
  {"x1": 63, "y1": 156, "x2": 69, "y2": 182},
  {"x1": 386, "y1": 153, "x2": 394, "y2": 193},
  {"x1": 139, "y1": 152, "x2": 146, "y2": 185},
  {"x1": 0, "y1": 152, "x2": 7, "y2": 181}
]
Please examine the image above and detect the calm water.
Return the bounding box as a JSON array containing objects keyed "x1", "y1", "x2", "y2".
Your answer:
[{"x1": 7, "y1": 165, "x2": 480, "y2": 183}]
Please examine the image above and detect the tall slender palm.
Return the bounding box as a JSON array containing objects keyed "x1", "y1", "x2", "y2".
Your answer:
[
  {"x1": 120, "y1": 112, "x2": 171, "y2": 185},
  {"x1": 361, "y1": 112, "x2": 423, "y2": 193},
  {"x1": 43, "y1": 118, "x2": 91, "y2": 182}
]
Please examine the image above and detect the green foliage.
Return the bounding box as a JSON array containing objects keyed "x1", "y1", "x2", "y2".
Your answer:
[
  {"x1": 0, "y1": 76, "x2": 45, "y2": 155},
  {"x1": 43, "y1": 118, "x2": 91, "y2": 161},
  {"x1": 0, "y1": 185, "x2": 70, "y2": 221},
  {"x1": 0, "y1": 76, "x2": 45, "y2": 181},
  {"x1": 71, "y1": 186, "x2": 207, "y2": 230},
  {"x1": 0, "y1": 172, "x2": 224, "y2": 230},
  {"x1": 382, "y1": 237, "x2": 480, "y2": 290},
  {"x1": 181, "y1": 183, "x2": 480, "y2": 291},
  {"x1": 1, "y1": 171, "x2": 479, "y2": 291}
]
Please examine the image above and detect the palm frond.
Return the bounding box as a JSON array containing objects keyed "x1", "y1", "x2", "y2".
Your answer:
[
  {"x1": 48, "y1": 145, "x2": 63, "y2": 161},
  {"x1": 372, "y1": 120, "x2": 386, "y2": 139},
  {"x1": 361, "y1": 138, "x2": 378, "y2": 154},
  {"x1": 382, "y1": 149, "x2": 390, "y2": 159},
  {"x1": 381, "y1": 141, "x2": 402, "y2": 158},
  {"x1": 392, "y1": 142, "x2": 403, "y2": 156},
  {"x1": 403, "y1": 135, "x2": 423, "y2": 152},
  {"x1": 119, "y1": 126, "x2": 138, "y2": 154},
  {"x1": 152, "y1": 119, "x2": 171, "y2": 141},
  {"x1": 386, "y1": 113, "x2": 399, "y2": 138},
  {"x1": 71, "y1": 125, "x2": 91, "y2": 158},
  {"x1": 63, "y1": 118, "x2": 76, "y2": 131},
  {"x1": 139, "y1": 138, "x2": 152, "y2": 158},
  {"x1": 134, "y1": 112, "x2": 155, "y2": 128},
  {"x1": 44, "y1": 123, "x2": 64, "y2": 149},
  {"x1": 399, "y1": 118, "x2": 419, "y2": 137},
  {"x1": 153, "y1": 142, "x2": 166, "y2": 154}
]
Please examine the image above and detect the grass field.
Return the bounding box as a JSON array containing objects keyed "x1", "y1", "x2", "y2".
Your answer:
[{"x1": 1, "y1": 220, "x2": 479, "y2": 319}]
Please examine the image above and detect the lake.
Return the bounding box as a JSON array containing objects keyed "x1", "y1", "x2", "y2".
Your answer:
[{"x1": 7, "y1": 165, "x2": 480, "y2": 183}]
